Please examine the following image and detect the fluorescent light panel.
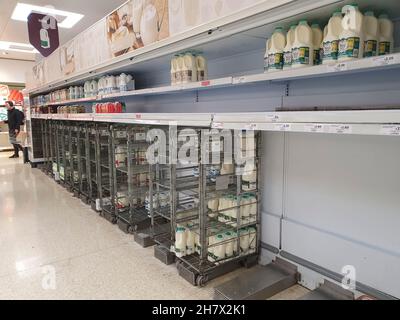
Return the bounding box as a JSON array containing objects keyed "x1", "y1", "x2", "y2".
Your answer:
[
  {"x1": 0, "y1": 41, "x2": 38, "y2": 53},
  {"x1": 11, "y1": 3, "x2": 84, "y2": 29}
]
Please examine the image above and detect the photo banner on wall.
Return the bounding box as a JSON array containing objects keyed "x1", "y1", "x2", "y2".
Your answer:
[
  {"x1": 107, "y1": 0, "x2": 169, "y2": 58},
  {"x1": 28, "y1": 13, "x2": 60, "y2": 57}
]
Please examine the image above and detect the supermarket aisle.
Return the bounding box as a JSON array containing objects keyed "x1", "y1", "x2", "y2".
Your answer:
[
  {"x1": 0, "y1": 153, "x2": 308, "y2": 300},
  {"x1": 0, "y1": 152, "x2": 221, "y2": 300}
]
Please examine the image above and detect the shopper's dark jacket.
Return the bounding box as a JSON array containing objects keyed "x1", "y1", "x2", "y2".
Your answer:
[{"x1": 5, "y1": 108, "x2": 23, "y2": 133}]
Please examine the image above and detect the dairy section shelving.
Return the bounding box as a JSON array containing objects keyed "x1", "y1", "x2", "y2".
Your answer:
[{"x1": 25, "y1": 0, "x2": 400, "y2": 299}]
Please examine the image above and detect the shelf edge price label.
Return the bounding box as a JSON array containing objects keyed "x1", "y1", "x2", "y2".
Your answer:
[
  {"x1": 373, "y1": 55, "x2": 397, "y2": 67},
  {"x1": 244, "y1": 123, "x2": 257, "y2": 131},
  {"x1": 213, "y1": 122, "x2": 224, "y2": 129},
  {"x1": 327, "y1": 62, "x2": 348, "y2": 73},
  {"x1": 330, "y1": 124, "x2": 353, "y2": 134},
  {"x1": 304, "y1": 123, "x2": 324, "y2": 133},
  {"x1": 274, "y1": 123, "x2": 291, "y2": 132},
  {"x1": 267, "y1": 114, "x2": 280, "y2": 122},
  {"x1": 201, "y1": 80, "x2": 211, "y2": 87},
  {"x1": 381, "y1": 125, "x2": 400, "y2": 136},
  {"x1": 233, "y1": 76, "x2": 246, "y2": 84}
]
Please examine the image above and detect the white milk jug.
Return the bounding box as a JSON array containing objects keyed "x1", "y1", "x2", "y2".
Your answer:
[
  {"x1": 213, "y1": 234, "x2": 226, "y2": 262},
  {"x1": 182, "y1": 52, "x2": 197, "y2": 83},
  {"x1": 311, "y1": 23, "x2": 323, "y2": 65},
  {"x1": 176, "y1": 54, "x2": 184, "y2": 85},
  {"x1": 339, "y1": 4, "x2": 364, "y2": 61},
  {"x1": 196, "y1": 54, "x2": 208, "y2": 81},
  {"x1": 170, "y1": 56, "x2": 178, "y2": 85},
  {"x1": 239, "y1": 228, "x2": 250, "y2": 254},
  {"x1": 363, "y1": 11, "x2": 379, "y2": 57},
  {"x1": 322, "y1": 10, "x2": 343, "y2": 64},
  {"x1": 268, "y1": 27, "x2": 286, "y2": 72},
  {"x1": 378, "y1": 14, "x2": 394, "y2": 56},
  {"x1": 263, "y1": 38, "x2": 271, "y2": 72},
  {"x1": 140, "y1": 4, "x2": 159, "y2": 46},
  {"x1": 186, "y1": 223, "x2": 195, "y2": 255},
  {"x1": 292, "y1": 20, "x2": 313, "y2": 68},
  {"x1": 283, "y1": 25, "x2": 296, "y2": 70},
  {"x1": 175, "y1": 225, "x2": 187, "y2": 258},
  {"x1": 90, "y1": 80, "x2": 98, "y2": 97},
  {"x1": 225, "y1": 231, "x2": 234, "y2": 258},
  {"x1": 84, "y1": 81, "x2": 91, "y2": 97}
]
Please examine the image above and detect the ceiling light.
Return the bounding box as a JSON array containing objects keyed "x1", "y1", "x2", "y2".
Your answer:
[
  {"x1": 0, "y1": 41, "x2": 38, "y2": 54},
  {"x1": 11, "y1": 3, "x2": 84, "y2": 29}
]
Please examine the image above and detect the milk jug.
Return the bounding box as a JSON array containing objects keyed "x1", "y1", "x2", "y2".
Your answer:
[
  {"x1": 322, "y1": 10, "x2": 343, "y2": 64},
  {"x1": 239, "y1": 228, "x2": 250, "y2": 254},
  {"x1": 363, "y1": 11, "x2": 379, "y2": 57},
  {"x1": 312, "y1": 23, "x2": 323, "y2": 65},
  {"x1": 338, "y1": 4, "x2": 364, "y2": 61},
  {"x1": 195, "y1": 54, "x2": 208, "y2": 81},
  {"x1": 186, "y1": 223, "x2": 195, "y2": 255},
  {"x1": 292, "y1": 20, "x2": 313, "y2": 68},
  {"x1": 378, "y1": 14, "x2": 394, "y2": 56},
  {"x1": 283, "y1": 25, "x2": 296, "y2": 70},
  {"x1": 176, "y1": 54, "x2": 184, "y2": 85},
  {"x1": 268, "y1": 27, "x2": 286, "y2": 72},
  {"x1": 213, "y1": 234, "x2": 226, "y2": 262},
  {"x1": 263, "y1": 39, "x2": 271, "y2": 72},
  {"x1": 170, "y1": 55, "x2": 178, "y2": 85},
  {"x1": 182, "y1": 52, "x2": 197, "y2": 83},
  {"x1": 175, "y1": 225, "x2": 187, "y2": 258},
  {"x1": 225, "y1": 231, "x2": 234, "y2": 258}
]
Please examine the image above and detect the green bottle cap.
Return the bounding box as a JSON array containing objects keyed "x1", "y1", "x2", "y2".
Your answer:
[
  {"x1": 298, "y1": 20, "x2": 308, "y2": 26},
  {"x1": 364, "y1": 11, "x2": 375, "y2": 17},
  {"x1": 379, "y1": 13, "x2": 389, "y2": 19}
]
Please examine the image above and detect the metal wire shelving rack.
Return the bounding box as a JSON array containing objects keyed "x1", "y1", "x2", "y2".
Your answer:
[
  {"x1": 97, "y1": 123, "x2": 115, "y2": 223},
  {"x1": 87, "y1": 122, "x2": 100, "y2": 212}
]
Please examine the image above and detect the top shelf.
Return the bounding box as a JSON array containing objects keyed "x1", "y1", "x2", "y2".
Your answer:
[{"x1": 31, "y1": 53, "x2": 400, "y2": 106}]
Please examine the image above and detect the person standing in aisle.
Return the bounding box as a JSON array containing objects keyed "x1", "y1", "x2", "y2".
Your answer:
[{"x1": 2, "y1": 101, "x2": 24, "y2": 158}]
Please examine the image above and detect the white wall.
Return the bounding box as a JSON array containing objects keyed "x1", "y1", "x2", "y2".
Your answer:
[{"x1": 0, "y1": 59, "x2": 34, "y2": 84}]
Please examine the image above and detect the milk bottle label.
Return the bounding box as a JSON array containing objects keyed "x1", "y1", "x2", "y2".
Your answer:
[
  {"x1": 339, "y1": 37, "x2": 360, "y2": 58},
  {"x1": 364, "y1": 40, "x2": 377, "y2": 57},
  {"x1": 268, "y1": 53, "x2": 284, "y2": 70},
  {"x1": 323, "y1": 40, "x2": 339, "y2": 60},
  {"x1": 182, "y1": 70, "x2": 193, "y2": 83},
  {"x1": 171, "y1": 72, "x2": 177, "y2": 85},
  {"x1": 283, "y1": 51, "x2": 292, "y2": 67},
  {"x1": 379, "y1": 42, "x2": 391, "y2": 56},
  {"x1": 292, "y1": 47, "x2": 310, "y2": 65},
  {"x1": 197, "y1": 70, "x2": 205, "y2": 81}
]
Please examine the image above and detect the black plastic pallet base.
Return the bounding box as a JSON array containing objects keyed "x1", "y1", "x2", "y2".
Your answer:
[
  {"x1": 300, "y1": 281, "x2": 354, "y2": 300},
  {"x1": 134, "y1": 232, "x2": 155, "y2": 248},
  {"x1": 154, "y1": 245, "x2": 175, "y2": 265},
  {"x1": 102, "y1": 210, "x2": 117, "y2": 224},
  {"x1": 117, "y1": 219, "x2": 132, "y2": 234},
  {"x1": 214, "y1": 257, "x2": 299, "y2": 300},
  {"x1": 177, "y1": 254, "x2": 260, "y2": 287},
  {"x1": 80, "y1": 194, "x2": 89, "y2": 205}
]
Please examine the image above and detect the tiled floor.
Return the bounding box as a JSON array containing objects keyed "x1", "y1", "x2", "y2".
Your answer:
[{"x1": 0, "y1": 151, "x2": 307, "y2": 300}]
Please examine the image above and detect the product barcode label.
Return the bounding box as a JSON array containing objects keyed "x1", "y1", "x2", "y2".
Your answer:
[
  {"x1": 330, "y1": 124, "x2": 352, "y2": 134},
  {"x1": 381, "y1": 125, "x2": 400, "y2": 136},
  {"x1": 327, "y1": 62, "x2": 348, "y2": 72},
  {"x1": 275, "y1": 123, "x2": 291, "y2": 132},
  {"x1": 304, "y1": 124, "x2": 325, "y2": 133},
  {"x1": 373, "y1": 55, "x2": 397, "y2": 67}
]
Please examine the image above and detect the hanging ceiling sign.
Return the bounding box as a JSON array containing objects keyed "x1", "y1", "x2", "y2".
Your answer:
[{"x1": 28, "y1": 12, "x2": 60, "y2": 57}]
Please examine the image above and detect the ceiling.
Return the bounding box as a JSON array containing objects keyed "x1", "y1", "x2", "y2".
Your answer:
[{"x1": 0, "y1": 0, "x2": 127, "y2": 61}]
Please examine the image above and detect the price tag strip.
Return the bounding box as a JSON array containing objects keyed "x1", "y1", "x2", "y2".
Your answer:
[
  {"x1": 381, "y1": 125, "x2": 400, "y2": 136},
  {"x1": 326, "y1": 62, "x2": 348, "y2": 73},
  {"x1": 373, "y1": 54, "x2": 399, "y2": 67},
  {"x1": 329, "y1": 124, "x2": 353, "y2": 134}
]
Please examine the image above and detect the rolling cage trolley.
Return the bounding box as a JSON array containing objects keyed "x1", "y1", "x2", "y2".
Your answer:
[
  {"x1": 77, "y1": 121, "x2": 90, "y2": 203},
  {"x1": 49, "y1": 119, "x2": 60, "y2": 181},
  {"x1": 27, "y1": 117, "x2": 44, "y2": 168},
  {"x1": 69, "y1": 122, "x2": 81, "y2": 197},
  {"x1": 60, "y1": 121, "x2": 73, "y2": 191},
  {"x1": 97, "y1": 123, "x2": 115, "y2": 223},
  {"x1": 169, "y1": 128, "x2": 261, "y2": 286},
  {"x1": 113, "y1": 124, "x2": 155, "y2": 234},
  {"x1": 40, "y1": 118, "x2": 52, "y2": 175},
  {"x1": 56, "y1": 120, "x2": 66, "y2": 185},
  {"x1": 88, "y1": 122, "x2": 100, "y2": 212}
]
